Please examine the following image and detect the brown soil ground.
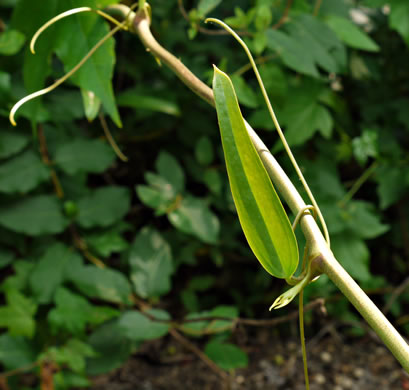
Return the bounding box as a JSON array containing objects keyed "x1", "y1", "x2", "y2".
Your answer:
[{"x1": 90, "y1": 324, "x2": 407, "y2": 390}]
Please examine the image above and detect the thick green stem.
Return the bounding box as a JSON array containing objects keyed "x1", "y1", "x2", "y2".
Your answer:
[{"x1": 108, "y1": 5, "x2": 409, "y2": 372}]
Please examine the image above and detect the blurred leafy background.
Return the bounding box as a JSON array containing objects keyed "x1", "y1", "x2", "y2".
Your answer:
[{"x1": 0, "y1": 0, "x2": 409, "y2": 388}]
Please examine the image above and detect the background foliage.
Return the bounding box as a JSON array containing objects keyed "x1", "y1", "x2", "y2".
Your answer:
[{"x1": 0, "y1": 0, "x2": 409, "y2": 388}]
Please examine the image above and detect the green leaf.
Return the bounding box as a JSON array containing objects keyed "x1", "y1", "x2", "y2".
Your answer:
[
  {"x1": 48, "y1": 287, "x2": 93, "y2": 335},
  {"x1": 54, "y1": 0, "x2": 121, "y2": 126},
  {"x1": 203, "y1": 169, "x2": 223, "y2": 195},
  {"x1": 117, "y1": 309, "x2": 170, "y2": 341},
  {"x1": 168, "y1": 196, "x2": 220, "y2": 244},
  {"x1": 46, "y1": 339, "x2": 96, "y2": 373},
  {"x1": 285, "y1": 14, "x2": 344, "y2": 73},
  {"x1": 0, "y1": 247, "x2": 14, "y2": 268},
  {"x1": 30, "y1": 243, "x2": 81, "y2": 304},
  {"x1": 0, "y1": 334, "x2": 36, "y2": 370},
  {"x1": 156, "y1": 151, "x2": 185, "y2": 193},
  {"x1": 325, "y1": 15, "x2": 380, "y2": 52},
  {"x1": 0, "y1": 130, "x2": 29, "y2": 159},
  {"x1": 87, "y1": 320, "x2": 134, "y2": 375},
  {"x1": 352, "y1": 129, "x2": 378, "y2": 165},
  {"x1": 331, "y1": 233, "x2": 371, "y2": 282},
  {"x1": 0, "y1": 195, "x2": 68, "y2": 235},
  {"x1": 0, "y1": 289, "x2": 37, "y2": 337},
  {"x1": 117, "y1": 89, "x2": 181, "y2": 116},
  {"x1": 54, "y1": 138, "x2": 115, "y2": 175},
  {"x1": 2, "y1": 260, "x2": 34, "y2": 292},
  {"x1": 195, "y1": 136, "x2": 214, "y2": 165},
  {"x1": 0, "y1": 29, "x2": 25, "y2": 55},
  {"x1": 278, "y1": 82, "x2": 333, "y2": 147},
  {"x1": 76, "y1": 186, "x2": 130, "y2": 228},
  {"x1": 265, "y1": 30, "x2": 319, "y2": 77},
  {"x1": 68, "y1": 262, "x2": 132, "y2": 304},
  {"x1": 376, "y1": 165, "x2": 407, "y2": 209},
  {"x1": 205, "y1": 341, "x2": 248, "y2": 370},
  {"x1": 0, "y1": 150, "x2": 50, "y2": 194},
  {"x1": 197, "y1": 0, "x2": 222, "y2": 17},
  {"x1": 341, "y1": 201, "x2": 389, "y2": 239},
  {"x1": 212, "y1": 66, "x2": 298, "y2": 278},
  {"x1": 230, "y1": 75, "x2": 259, "y2": 108},
  {"x1": 85, "y1": 228, "x2": 129, "y2": 258},
  {"x1": 389, "y1": 0, "x2": 409, "y2": 47},
  {"x1": 129, "y1": 227, "x2": 173, "y2": 299}
]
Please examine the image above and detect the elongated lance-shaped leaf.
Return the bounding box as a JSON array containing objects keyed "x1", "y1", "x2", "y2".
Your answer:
[{"x1": 212, "y1": 66, "x2": 298, "y2": 278}]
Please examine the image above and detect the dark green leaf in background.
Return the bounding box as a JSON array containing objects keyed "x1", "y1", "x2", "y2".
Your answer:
[
  {"x1": 117, "y1": 309, "x2": 170, "y2": 341},
  {"x1": 332, "y1": 233, "x2": 371, "y2": 282},
  {"x1": 389, "y1": 0, "x2": 409, "y2": 47},
  {"x1": 68, "y1": 262, "x2": 131, "y2": 304},
  {"x1": 54, "y1": 138, "x2": 115, "y2": 175},
  {"x1": 54, "y1": 0, "x2": 121, "y2": 126},
  {"x1": 76, "y1": 186, "x2": 130, "y2": 228},
  {"x1": 129, "y1": 227, "x2": 173, "y2": 299},
  {"x1": 117, "y1": 89, "x2": 181, "y2": 116},
  {"x1": 0, "y1": 29, "x2": 25, "y2": 55},
  {"x1": 0, "y1": 195, "x2": 68, "y2": 235},
  {"x1": 0, "y1": 334, "x2": 36, "y2": 370},
  {"x1": 205, "y1": 341, "x2": 248, "y2": 370},
  {"x1": 195, "y1": 136, "x2": 214, "y2": 165},
  {"x1": 325, "y1": 15, "x2": 380, "y2": 52},
  {"x1": 0, "y1": 149, "x2": 50, "y2": 194},
  {"x1": 0, "y1": 247, "x2": 14, "y2": 269},
  {"x1": 197, "y1": 0, "x2": 222, "y2": 18},
  {"x1": 0, "y1": 289, "x2": 37, "y2": 337},
  {"x1": 168, "y1": 196, "x2": 220, "y2": 244},
  {"x1": 156, "y1": 151, "x2": 185, "y2": 193},
  {"x1": 87, "y1": 320, "x2": 134, "y2": 375},
  {"x1": 30, "y1": 243, "x2": 82, "y2": 304},
  {"x1": 0, "y1": 130, "x2": 29, "y2": 159}
]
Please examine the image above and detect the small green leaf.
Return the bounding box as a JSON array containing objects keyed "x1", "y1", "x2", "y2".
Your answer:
[
  {"x1": 0, "y1": 289, "x2": 37, "y2": 337},
  {"x1": 129, "y1": 227, "x2": 173, "y2": 299},
  {"x1": 85, "y1": 228, "x2": 129, "y2": 258},
  {"x1": 117, "y1": 89, "x2": 181, "y2": 116},
  {"x1": 332, "y1": 233, "x2": 371, "y2": 282},
  {"x1": 352, "y1": 130, "x2": 378, "y2": 165},
  {"x1": 117, "y1": 309, "x2": 170, "y2": 341},
  {"x1": 0, "y1": 130, "x2": 29, "y2": 159},
  {"x1": 67, "y1": 263, "x2": 132, "y2": 304},
  {"x1": 0, "y1": 247, "x2": 14, "y2": 268},
  {"x1": 212, "y1": 67, "x2": 298, "y2": 278},
  {"x1": 46, "y1": 339, "x2": 96, "y2": 373},
  {"x1": 168, "y1": 196, "x2": 220, "y2": 244},
  {"x1": 156, "y1": 151, "x2": 185, "y2": 193},
  {"x1": 230, "y1": 75, "x2": 259, "y2": 108},
  {"x1": 48, "y1": 287, "x2": 93, "y2": 335},
  {"x1": 0, "y1": 195, "x2": 68, "y2": 235},
  {"x1": 0, "y1": 29, "x2": 25, "y2": 55},
  {"x1": 0, "y1": 150, "x2": 50, "y2": 194},
  {"x1": 197, "y1": 0, "x2": 222, "y2": 18},
  {"x1": 0, "y1": 334, "x2": 36, "y2": 370},
  {"x1": 389, "y1": 0, "x2": 409, "y2": 47},
  {"x1": 195, "y1": 136, "x2": 214, "y2": 165},
  {"x1": 54, "y1": 138, "x2": 115, "y2": 175},
  {"x1": 265, "y1": 30, "x2": 319, "y2": 77},
  {"x1": 325, "y1": 15, "x2": 380, "y2": 52},
  {"x1": 30, "y1": 243, "x2": 81, "y2": 304},
  {"x1": 87, "y1": 320, "x2": 134, "y2": 375},
  {"x1": 76, "y1": 186, "x2": 130, "y2": 228},
  {"x1": 376, "y1": 165, "x2": 406, "y2": 209},
  {"x1": 54, "y1": 3, "x2": 121, "y2": 126},
  {"x1": 205, "y1": 341, "x2": 248, "y2": 370}
]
